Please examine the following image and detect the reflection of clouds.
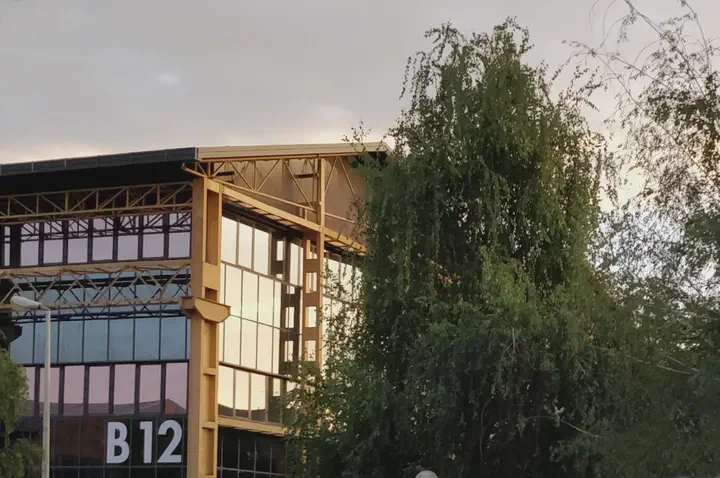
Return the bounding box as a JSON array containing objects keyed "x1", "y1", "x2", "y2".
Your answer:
[{"x1": 153, "y1": 72, "x2": 181, "y2": 88}]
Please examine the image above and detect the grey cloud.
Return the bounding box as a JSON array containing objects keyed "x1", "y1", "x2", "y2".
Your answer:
[{"x1": 1, "y1": 0, "x2": 719, "y2": 162}]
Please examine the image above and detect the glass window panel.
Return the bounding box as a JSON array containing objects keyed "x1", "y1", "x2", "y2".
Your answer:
[
  {"x1": 10, "y1": 322, "x2": 33, "y2": 364},
  {"x1": 88, "y1": 366, "x2": 109, "y2": 415},
  {"x1": 138, "y1": 365, "x2": 161, "y2": 414},
  {"x1": 23, "y1": 367, "x2": 35, "y2": 416},
  {"x1": 218, "y1": 366, "x2": 234, "y2": 416},
  {"x1": 225, "y1": 266, "x2": 242, "y2": 316},
  {"x1": 38, "y1": 366, "x2": 60, "y2": 416},
  {"x1": 134, "y1": 318, "x2": 160, "y2": 361},
  {"x1": 117, "y1": 234, "x2": 138, "y2": 260},
  {"x1": 250, "y1": 374, "x2": 267, "y2": 421},
  {"x1": 257, "y1": 324, "x2": 272, "y2": 373},
  {"x1": 223, "y1": 316, "x2": 240, "y2": 366},
  {"x1": 268, "y1": 378, "x2": 283, "y2": 424},
  {"x1": 113, "y1": 364, "x2": 136, "y2": 415},
  {"x1": 168, "y1": 231, "x2": 191, "y2": 258},
  {"x1": 58, "y1": 320, "x2": 83, "y2": 363},
  {"x1": 238, "y1": 223, "x2": 253, "y2": 268},
  {"x1": 239, "y1": 433, "x2": 255, "y2": 470},
  {"x1": 54, "y1": 418, "x2": 81, "y2": 467},
  {"x1": 256, "y1": 438, "x2": 272, "y2": 473},
  {"x1": 92, "y1": 236, "x2": 113, "y2": 262},
  {"x1": 234, "y1": 370, "x2": 249, "y2": 418},
  {"x1": 241, "y1": 320, "x2": 257, "y2": 369},
  {"x1": 273, "y1": 283, "x2": 281, "y2": 328},
  {"x1": 63, "y1": 366, "x2": 84, "y2": 416},
  {"x1": 21, "y1": 239, "x2": 39, "y2": 266},
  {"x1": 222, "y1": 217, "x2": 238, "y2": 264},
  {"x1": 160, "y1": 316, "x2": 187, "y2": 360},
  {"x1": 165, "y1": 362, "x2": 188, "y2": 414},
  {"x1": 43, "y1": 239, "x2": 63, "y2": 264},
  {"x1": 186, "y1": 318, "x2": 191, "y2": 359},
  {"x1": 67, "y1": 238, "x2": 88, "y2": 264},
  {"x1": 257, "y1": 277, "x2": 273, "y2": 325},
  {"x1": 142, "y1": 233, "x2": 164, "y2": 258},
  {"x1": 272, "y1": 328, "x2": 280, "y2": 375},
  {"x1": 289, "y1": 243, "x2": 301, "y2": 285},
  {"x1": 109, "y1": 319, "x2": 134, "y2": 361},
  {"x1": 307, "y1": 306, "x2": 317, "y2": 328},
  {"x1": 253, "y1": 229, "x2": 270, "y2": 275},
  {"x1": 83, "y1": 319, "x2": 108, "y2": 362},
  {"x1": 34, "y1": 320, "x2": 58, "y2": 364},
  {"x1": 242, "y1": 271, "x2": 258, "y2": 320},
  {"x1": 220, "y1": 428, "x2": 240, "y2": 470}
]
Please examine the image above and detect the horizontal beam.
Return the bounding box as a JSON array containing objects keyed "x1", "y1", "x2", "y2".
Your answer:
[
  {"x1": 0, "y1": 259, "x2": 191, "y2": 278},
  {"x1": 217, "y1": 416, "x2": 287, "y2": 437},
  {"x1": 0, "y1": 182, "x2": 192, "y2": 224}
]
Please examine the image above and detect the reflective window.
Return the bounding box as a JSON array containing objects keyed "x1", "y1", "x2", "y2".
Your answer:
[
  {"x1": 134, "y1": 318, "x2": 160, "y2": 361},
  {"x1": 250, "y1": 374, "x2": 266, "y2": 422},
  {"x1": 109, "y1": 319, "x2": 134, "y2": 361},
  {"x1": 160, "y1": 316, "x2": 187, "y2": 360},
  {"x1": 165, "y1": 362, "x2": 188, "y2": 414},
  {"x1": 39, "y1": 366, "x2": 60, "y2": 416},
  {"x1": 34, "y1": 320, "x2": 59, "y2": 364},
  {"x1": 11, "y1": 321, "x2": 34, "y2": 364},
  {"x1": 240, "y1": 320, "x2": 257, "y2": 369},
  {"x1": 142, "y1": 215, "x2": 164, "y2": 258},
  {"x1": 138, "y1": 365, "x2": 161, "y2": 414},
  {"x1": 91, "y1": 218, "x2": 114, "y2": 262},
  {"x1": 88, "y1": 366, "x2": 109, "y2": 415},
  {"x1": 218, "y1": 366, "x2": 234, "y2": 416},
  {"x1": 238, "y1": 223, "x2": 253, "y2": 268},
  {"x1": 82, "y1": 319, "x2": 108, "y2": 362},
  {"x1": 253, "y1": 229, "x2": 270, "y2": 275},
  {"x1": 241, "y1": 271, "x2": 257, "y2": 320},
  {"x1": 223, "y1": 316, "x2": 240, "y2": 366},
  {"x1": 58, "y1": 320, "x2": 83, "y2": 363},
  {"x1": 168, "y1": 231, "x2": 191, "y2": 258},
  {"x1": 257, "y1": 324, "x2": 272, "y2": 373},
  {"x1": 44, "y1": 222, "x2": 64, "y2": 264},
  {"x1": 63, "y1": 366, "x2": 84, "y2": 416},
  {"x1": 234, "y1": 370, "x2": 249, "y2": 419},
  {"x1": 258, "y1": 277, "x2": 274, "y2": 325},
  {"x1": 67, "y1": 221, "x2": 89, "y2": 264},
  {"x1": 225, "y1": 266, "x2": 243, "y2": 316},
  {"x1": 221, "y1": 217, "x2": 237, "y2": 264},
  {"x1": 113, "y1": 364, "x2": 135, "y2": 415}
]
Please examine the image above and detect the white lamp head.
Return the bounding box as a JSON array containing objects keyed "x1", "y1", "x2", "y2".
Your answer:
[
  {"x1": 415, "y1": 471, "x2": 439, "y2": 478},
  {"x1": 10, "y1": 295, "x2": 48, "y2": 311}
]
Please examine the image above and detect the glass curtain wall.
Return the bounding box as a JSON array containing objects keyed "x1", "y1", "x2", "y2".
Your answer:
[{"x1": 7, "y1": 212, "x2": 192, "y2": 478}]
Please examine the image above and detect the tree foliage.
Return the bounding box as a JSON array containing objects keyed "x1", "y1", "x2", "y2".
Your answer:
[
  {"x1": 286, "y1": 19, "x2": 677, "y2": 478},
  {"x1": 0, "y1": 348, "x2": 40, "y2": 478}
]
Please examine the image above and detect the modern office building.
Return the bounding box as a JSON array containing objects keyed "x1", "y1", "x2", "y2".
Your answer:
[{"x1": 2, "y1": 143, "x2": 384, "y2": 478}]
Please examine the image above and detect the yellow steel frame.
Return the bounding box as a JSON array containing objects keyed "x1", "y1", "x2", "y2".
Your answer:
[
  {"x1": 183, "y1": 148, "x2": 375, "y2": 477},
  {"x1": 0, "y1": 260, "x2": 191, "y2": 312},
  {"x1": 0, "y1": 181, "x2": 192, "y2": 224}
]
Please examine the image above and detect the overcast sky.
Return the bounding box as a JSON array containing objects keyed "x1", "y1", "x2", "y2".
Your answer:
[{"x1": 1, "y1": 0, "x2": 719, "y2": 163}]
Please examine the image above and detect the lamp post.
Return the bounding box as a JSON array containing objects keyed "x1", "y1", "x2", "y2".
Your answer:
[{"x1": 11, "y1": 295, "x2": 51, "y2": 478}]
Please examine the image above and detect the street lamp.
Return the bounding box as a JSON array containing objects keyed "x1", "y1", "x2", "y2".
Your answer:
[{"x1": 11, "y1": 295, "x2": 51, "y2": 478}]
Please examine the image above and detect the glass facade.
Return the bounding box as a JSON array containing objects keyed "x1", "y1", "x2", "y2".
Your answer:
[
  {"x1": 9, "y1": 211, "x2": 192, "y2": 478},
  {"x1": 7, "y1": 202, "x2": 360, "y2": 478}
]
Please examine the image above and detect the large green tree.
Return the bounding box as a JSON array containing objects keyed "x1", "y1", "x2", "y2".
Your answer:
[
  {"x1": 572, "y1": 1, "x2": 720, "y2": 474},
  {"x1": 287, "y1": 20, "x2": 660, "y2": 478},
  {"x1": 0, "y1": 348, "x2": 40, "y2": 478}
]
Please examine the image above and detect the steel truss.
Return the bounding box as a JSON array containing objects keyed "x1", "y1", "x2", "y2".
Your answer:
[
  {"x1": 0, "y1": 260, "x2": 191, "y2": 315},
  {"x1": 0, "y1": 182, "x2": 192, "y2": 224}
]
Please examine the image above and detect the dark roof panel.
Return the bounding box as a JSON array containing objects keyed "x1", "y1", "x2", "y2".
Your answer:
[{"x1": 0, "y1": 147, "x2": 197, "y2": 177}]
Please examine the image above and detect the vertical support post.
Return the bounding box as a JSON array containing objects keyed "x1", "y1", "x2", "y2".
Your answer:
[
  {"x1": 187, "y1": 178, "x2": 223, "y2": 478},
  {"x1": 301, "y1": 157, "x2": 326, "y2": 367}
]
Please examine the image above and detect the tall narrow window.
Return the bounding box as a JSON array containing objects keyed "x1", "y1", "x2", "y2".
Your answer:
[
  {"x1": 88, "y1": 366, "x2": 110, "y2": 415},
  {"x1": 139, "y1": 365, "x2": 161, "y2": 414},
  {"x1": 113, "y1": 364, "x2": 135, "y2": 415},
  {"x1": 63, "y1": 366, "x2": 85, "y2": 416}
]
